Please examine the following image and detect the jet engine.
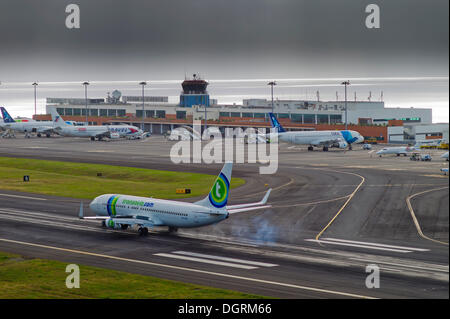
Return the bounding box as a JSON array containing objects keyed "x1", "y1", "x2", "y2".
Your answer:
[
  {"x1": 104, "y1": 218, "x2": 121, "y2": 229},
  {"x1": 337, "y1": 141, "x2": 348, "y2": 149},
  {"x1": 109, "y1": 132, "x2": 120, "y2": 139}
]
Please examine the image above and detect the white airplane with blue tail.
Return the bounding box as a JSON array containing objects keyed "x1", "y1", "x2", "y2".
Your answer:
[{"x1": 267, "y1": 113, "x2": 364, "y2": 151}]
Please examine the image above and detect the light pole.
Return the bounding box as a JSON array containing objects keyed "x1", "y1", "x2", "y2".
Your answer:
[
  {"x1": 82, "y1": 82, "x2": 89, "y2": 124},
  {"x1": 341, "y1": 81, "x2": 350, "y2": 130},
  {"x1": 32, "y1": 82, "x2": 38, "y2": 117},
  {"x1": 139, "y1": 81, "x2": 147, "y2": 131},
  {"x1": 267, "y1": 81, "x2": 277, "y2": 115}
]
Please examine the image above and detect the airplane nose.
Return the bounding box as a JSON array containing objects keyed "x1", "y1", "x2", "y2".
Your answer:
[{"x1": 89, "y1": 198, "x2": 98, "y2": 212}]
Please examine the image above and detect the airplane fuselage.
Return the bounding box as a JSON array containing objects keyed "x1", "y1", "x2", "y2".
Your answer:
[
  {"x1": 268, "y1": 130, "x2": 363, "y2": 147},
  {"x1": 89, "y1": 194, "x2": 228, "y2": 228}
]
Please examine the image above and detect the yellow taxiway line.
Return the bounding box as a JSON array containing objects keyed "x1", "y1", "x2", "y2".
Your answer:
[{"x1": 406, "y1": 186, "x2": 449, "y2": 246}]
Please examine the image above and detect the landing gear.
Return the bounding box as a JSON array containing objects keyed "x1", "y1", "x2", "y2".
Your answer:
[
  {"x1": 322, "y1": 146, "x2": 329, "y2": 152},
  {"x1": 138, "y1": 227, "x2": 149, "y2": 236},
  {"x1": 101, "y1": 220, "x2": 106, "y2": 228},
  {"x1": 168, "y1": 226, "x2": 178, "y2": 233},
  {"x1": 120, "y1": 224, "x2": 129, "y2": 230},
  {"x1": 348, "y1": 145, "x2": 352, "y2": 151},
  {"x1": 46, "y1": 133, "x2": 51, "y2": 138},
  {"x1": 307, "y1": 146, "x2": 314, "y2": 151},
  {"x1": 90, "y1": 136, "x2": 95, "y2": 141},
  {"x1": 37, "y1": 133, "x2": 42, "y2": 138}
]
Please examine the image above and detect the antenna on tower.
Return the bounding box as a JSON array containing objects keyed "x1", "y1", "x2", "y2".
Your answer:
[
  {"x1": 368, "y1": 91, "x2": 372, "y2": 102},
  {"x1": 316, "y1": 90, "x2": 320, "y2": 102},
  {"x1": 380, "y1": 91, "x2": 384, "y2": 101},
  {"x1": 336, "y1": 91, "x2": 339, "y2": 101},
  {"x1": 354, "y1": 92, "x2": 357, "y2": 102}
]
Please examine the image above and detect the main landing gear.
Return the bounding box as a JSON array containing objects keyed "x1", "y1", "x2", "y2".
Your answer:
[
  {"x1": 138, "y1": 227, "x2": 149, "y2": 236},
  {"x1": 168, "y1": 226, "x2": 178, "y2": 233},
  {"x1": 322, "y1": 146, "x2": 329, "y2": 152},
  {"x1": 307, "y1": 146, "x2": 314, "y2": 151}
]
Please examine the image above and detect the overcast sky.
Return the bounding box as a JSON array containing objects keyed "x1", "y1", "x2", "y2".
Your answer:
[{"x1": 0, "y1": 0, "x2": 448, "y2": 82}]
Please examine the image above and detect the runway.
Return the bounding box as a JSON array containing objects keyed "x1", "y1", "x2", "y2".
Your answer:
[{"x1": 0, "y1": 136, "x2": 448, "y2": 298}]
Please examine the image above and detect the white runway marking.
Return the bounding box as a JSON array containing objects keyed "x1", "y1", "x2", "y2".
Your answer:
[
  {"x1": 154, "y1": 253, "x2": 258, "y2": 269},
  {"x1": 305, "y1": 238, "x2": 430, "y2": 253},
  {"x1": 172, "y1": 251, "x2": 278, "y2": 267},
  {"x1": 322, "y1": 238, "x2": 430, "y2": 252},
  {"x1": 0, "y1": 193, "x2": 47, "y2": 201}
]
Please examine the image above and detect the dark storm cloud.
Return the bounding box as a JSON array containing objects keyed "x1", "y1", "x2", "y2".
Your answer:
[{"x1": 0, "y1": 0, "x2": 448, "y2": 80}]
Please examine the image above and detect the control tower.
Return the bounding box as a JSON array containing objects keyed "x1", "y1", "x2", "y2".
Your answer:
[{"x1": 179, "y1": 74, "x2": 210, "y2": 108}]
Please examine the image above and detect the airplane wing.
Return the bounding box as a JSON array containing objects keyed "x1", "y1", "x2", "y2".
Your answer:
[
  {"x1": 36, "y1": 127, "x2": 56, "y2": 134},
  {"x1": 227, "y1": 205, "x2": 271, "y2": 214},
  {"x1": 78, "y1": 204, "x2": 163, "y2": 227},
  {"x1": 226, "y1": 189, "x2": 271, "y2": 210},
  {"x1": 226, "y1": 189, "x2": 272, "y2": 214},
  {"x1": 310, "y1": 138, "x2": 342, "y2": 146},
  {"x1": 81, "y1": 215, "x2": 163, "y2": 227}
]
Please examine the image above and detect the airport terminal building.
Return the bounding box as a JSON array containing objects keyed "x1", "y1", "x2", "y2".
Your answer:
[{"x1": 38, "y1": 77, "x2": 444, "y2": 144}]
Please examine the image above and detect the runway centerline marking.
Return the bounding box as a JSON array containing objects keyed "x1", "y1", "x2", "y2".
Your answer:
[
  {"x1": 171, "y1": 251, "x2": 278, "y2": 267},
  {"x1": 0, "y1": 238, "x2": 377, "y2": 299},
  {"x1": 406, "y1": 186, "x2": 449, "y2": 246}
]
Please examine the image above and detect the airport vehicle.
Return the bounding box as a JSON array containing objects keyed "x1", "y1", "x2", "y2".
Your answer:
[
  {"x1": 363, "y1": 143, "x2": 372, "y2": 150},
  {"x1": 50, "y1": 108, "x2": 143, "y2": 141},
  {"x1": 421, "y1": 154, "x2": 432, "y2": 161},
  {"x1": 80, "y1": 162, "x2": 272, "y2": 235},
  {"x1": 416, "y1": 139, "x2": 444, "y2": 149},
  {"x1": 267, "y1": 113, "x2": 364, "y2": 151},
  {"x1": 441, "y1": 168, "x2": 449, "y2": 175},
  {"x1": 364, "y1": 137, "x2": 378, "y2": 144},
  {"x1": 0, "y1": 107, "x2": 56, "y2": 138},
  {"x1": 442, "y1": 152, "x2": 449, "y2": 161},
  {"x1": 376, "y1": 146, "x2": 416, "y2": 157}
]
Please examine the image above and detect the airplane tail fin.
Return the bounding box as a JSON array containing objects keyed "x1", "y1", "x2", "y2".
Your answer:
[
  {"x1": 268, "y1": 113, "x2": 286, "y2": 133},
  {"x1": 0, "y1": 107, "x2": 16, "y2": 123},
  {"x1": 194, "y1": 162, "x2": 233, "y2": 209},
  {"x1": 50, "y1": 108, "x2": 69, "y2": 126}
]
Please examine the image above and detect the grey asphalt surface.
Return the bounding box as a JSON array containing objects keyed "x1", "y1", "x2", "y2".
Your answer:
[{"x1": 0, "y1": 135, "x2": 448, "y2": 298}]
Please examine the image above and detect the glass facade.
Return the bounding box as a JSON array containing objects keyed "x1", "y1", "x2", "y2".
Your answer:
[
  {"x1": 176, "y1": 111, "x2": 187, "y2": 119},
  {"x1": 304, "y1": 114, "x2": 315, "y2": 124},
  {"x1": 156, "y1": 110, "x2": 166, "y2": 118},
  {"x1": 291, "y1": 114, "x2": 302, "y2": 122},
  {"x1": 317, "y1": 114, "x2": 329, "y2": 124}
]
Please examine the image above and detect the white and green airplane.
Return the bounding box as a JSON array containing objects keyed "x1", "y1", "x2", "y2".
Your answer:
[{"x1": 80, "y1": 162, "x2": 272, "y2": 235}]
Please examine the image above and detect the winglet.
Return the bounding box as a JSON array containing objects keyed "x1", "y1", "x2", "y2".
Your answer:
[
  {"x1": 78, "y1": 202, "x2": 84, "y2": 219},
  {"x1": 261, "y1": 188, "x2": 272, "y2": 205}
]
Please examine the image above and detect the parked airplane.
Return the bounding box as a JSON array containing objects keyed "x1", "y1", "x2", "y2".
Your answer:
[
  {"x1": 50, "y1": 108, "x2": 143, "y2": 140},
  {"x1": 267, "y1": 113, "x2": 364, "y2": 151},
  {"x1": 80, "y1": 162, "x2": 272, "y2": 235},
  {"x1": 441, "y1": 168, "x2": 448, "y2": 175},
  {"x1": 0, "y1": 107, "x2": 56, "y2": 138},
  {"x1": 376, "y1": 146, "x2": 416, "y2": 157},
  {"x1": 441, "y1": 152, "x2": 449, "y2": 161}
]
